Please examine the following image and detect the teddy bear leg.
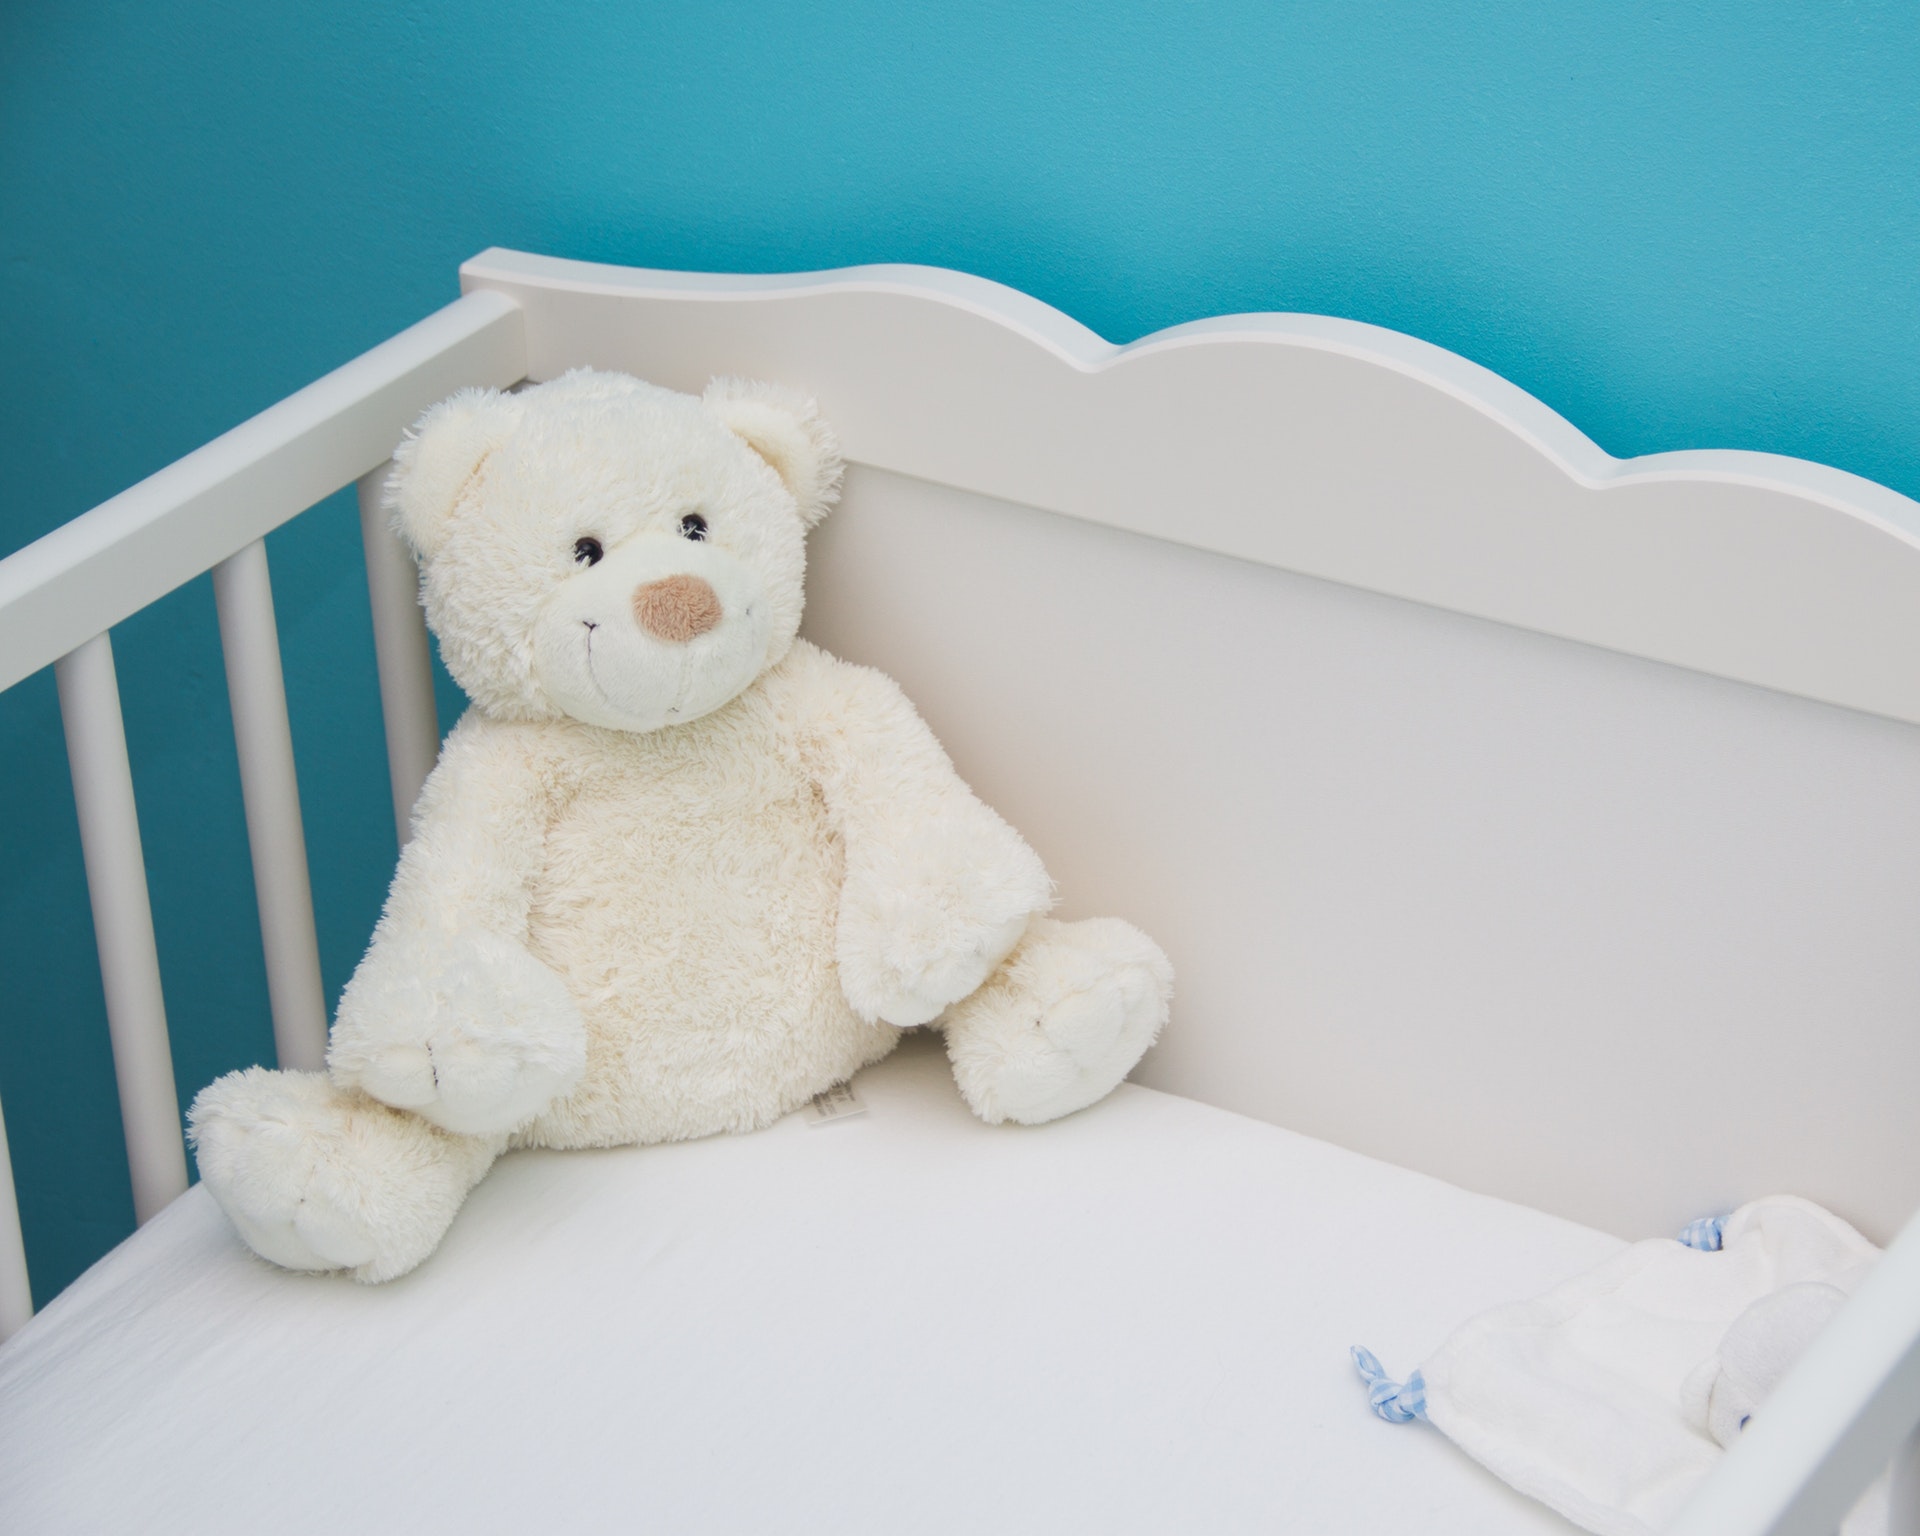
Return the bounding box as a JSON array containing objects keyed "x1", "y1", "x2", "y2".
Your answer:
[
  {"x1": 941, "y1": 916, "x2": 1173, "y2": 1126},
  {"x1": 189, "y1": 1067, "x2": 503, "y2": 1284}
]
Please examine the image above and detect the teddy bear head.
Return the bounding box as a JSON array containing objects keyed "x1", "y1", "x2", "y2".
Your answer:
[{"x1": 386, "y1": 368, "x2": 841, "y2": 731}]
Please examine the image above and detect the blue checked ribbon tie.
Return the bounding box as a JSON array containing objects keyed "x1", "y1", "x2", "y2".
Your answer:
[
  {"x1": 1678, "y1": 1214, "x2": 1728, "y2": 1252},
  {"x1": 1351, "y1": 1346, "x2": 1427, "y2": 1423}
]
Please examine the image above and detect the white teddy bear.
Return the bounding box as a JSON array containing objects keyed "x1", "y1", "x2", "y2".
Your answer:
[{"x1": 190, "y1": 369, "x2": 1173, "y2": 1283}]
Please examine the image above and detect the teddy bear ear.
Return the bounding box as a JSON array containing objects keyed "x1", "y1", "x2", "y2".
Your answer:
[
  {"x1": 383, "y1": 387, "x2": 521, "y2": 559},
  {"x1": 703, "y1": 378, "x2": 844, "y2": 528}
]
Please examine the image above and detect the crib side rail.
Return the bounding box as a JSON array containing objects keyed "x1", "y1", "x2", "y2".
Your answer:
[
  {"x1": 0, "y1": 289, "x2": 528, "y2": 1336},
  {"x1": 0, "y1": 290, "x2": 526, "y2": 696},
  {"x1": 1671, "y1": 1203, "x2": 1920, "y2": 1536}
]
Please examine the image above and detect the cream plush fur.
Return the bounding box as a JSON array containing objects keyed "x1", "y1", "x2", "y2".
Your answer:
[{"x1": 191, "y1": 370, "x2": 1172, "y2": 1283}]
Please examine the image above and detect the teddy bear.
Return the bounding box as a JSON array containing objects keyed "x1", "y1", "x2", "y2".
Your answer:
[{"x1": 189, "y1": 368, "x2": 1173, "y2": 1283}]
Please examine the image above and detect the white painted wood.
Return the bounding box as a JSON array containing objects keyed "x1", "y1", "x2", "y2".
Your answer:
[
  {"x1": 0, "y1": 289, "x2": 526, "y2": 696},
  {"x1": 1668, "y1": 1206, "x2": 1920, "y2": 1536},
  {"x1": 804, "y1": 465, "x2": 1920, "y2": 1245},
  {"x1": 0, "y1": 1093, "x2": 32, "y2": 1341},
  {"x1": 462, "y1": 247, "x2": 1920, "y2": 729},
  {"x1": 213, "y1": 539, "x2": 328, "y2": 1072},
  {"x1": 1889, "y1": 1428, "x2": 1920, "y2": 1536},
  {"x1": 53, "y1": 633, "x2": 189, "y2": 1224},
  {"x1": 358, "y1": 463, "x2": 441, "y2": 842},
  {"x1": 1893, "y1": 1424, "x2": 1920, "y2": 1536}
]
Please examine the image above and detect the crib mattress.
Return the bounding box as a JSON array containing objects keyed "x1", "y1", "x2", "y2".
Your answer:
[{"x1": 0, "y1": 1033, "x2": 1624, "y2": 1534}]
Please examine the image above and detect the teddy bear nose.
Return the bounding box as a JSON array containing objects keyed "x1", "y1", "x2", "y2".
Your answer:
[{"x1": 633, "y1": 573, "x2": 724, "y2": 642}]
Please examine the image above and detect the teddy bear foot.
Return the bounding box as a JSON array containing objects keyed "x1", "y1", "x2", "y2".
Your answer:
[
  {"x1": 942, "y1": 916, "x2": 1173, "y2": 1125},
  {"x1": 189, "y1": 1067, "x2": 502, "y2": 1283}
]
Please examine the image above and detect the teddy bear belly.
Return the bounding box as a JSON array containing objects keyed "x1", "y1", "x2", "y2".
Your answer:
[{"x1": 513, "y1": 767, "x2": 897, "y2": 1150}]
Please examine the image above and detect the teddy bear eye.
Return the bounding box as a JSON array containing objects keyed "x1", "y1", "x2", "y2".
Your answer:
[
  {"x1": 573, "y1": 537, "x2": 604, "y2": 567},
  {"x1": 679, "y1": 513, "x2": 708, "y2": 542}
]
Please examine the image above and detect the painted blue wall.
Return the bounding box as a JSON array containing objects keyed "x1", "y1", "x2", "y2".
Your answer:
[{"x1": 2, "y1": 1, "x2": 1916, "y2": 1302}]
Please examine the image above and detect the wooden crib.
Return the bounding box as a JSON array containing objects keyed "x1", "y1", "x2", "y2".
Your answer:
[{"x1": 0, "y1": 250, "x2": 1914, "y2": 1534}]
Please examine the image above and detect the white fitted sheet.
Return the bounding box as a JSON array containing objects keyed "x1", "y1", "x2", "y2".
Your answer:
[{"x1": 0, "y1": 1034, "x2": 1624, "y2": 1534}]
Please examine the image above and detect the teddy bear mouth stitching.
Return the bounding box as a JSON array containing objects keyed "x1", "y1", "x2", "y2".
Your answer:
[
  {"x1": 580, "y1": 623, "x2": 611, "y2": 706},
  {"x1": 578, "y1": 617, "x2": 694, "y2": 723}
]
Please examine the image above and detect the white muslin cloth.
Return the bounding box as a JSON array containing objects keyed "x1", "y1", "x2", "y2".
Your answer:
[{"x1": 1376, "y1": 1196, "x2": 1883, "y2": 1536}]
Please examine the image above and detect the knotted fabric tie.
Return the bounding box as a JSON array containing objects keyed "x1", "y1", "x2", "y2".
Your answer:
[{"x1": 1351, "y1": 1346, "x2": 1427, "y2": 1423}]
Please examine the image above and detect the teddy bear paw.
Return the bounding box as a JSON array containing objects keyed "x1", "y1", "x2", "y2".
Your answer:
[
  {"x1": 943, "y1": 916, "x2": 1173, "y2": 1125},
  {"x1": 189, "y1": 1068, "x2": 498, "y2": 1283},
  {"x1": 327, "y1": 931, "x2": 588, "y2": 1135},
  {"x1": 835, "y1": 844, "x2": 1051, "y2": 1025},
  {"x1": 840, "y1": 902, "x2": 1033, "y2": 1027}
]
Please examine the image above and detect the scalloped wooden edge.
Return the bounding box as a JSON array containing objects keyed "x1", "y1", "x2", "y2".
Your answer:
[{"x1": 463, "y1": 246, "x2": 1920, "y2": 729}]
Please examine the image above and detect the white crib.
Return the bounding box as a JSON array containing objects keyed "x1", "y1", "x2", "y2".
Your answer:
[{"x1": 0, "y1": 250, "x2": 1915, "y2": 1534}]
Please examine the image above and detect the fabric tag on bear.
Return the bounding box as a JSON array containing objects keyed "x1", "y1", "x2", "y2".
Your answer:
[{"x1": 802, "y1": 1081, "x2": 867, "y2": 1126}]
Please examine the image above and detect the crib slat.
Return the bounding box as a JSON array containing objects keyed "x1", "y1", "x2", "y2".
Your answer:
[
  {"x1": 358, "y1": 462, "x2": 440, "y2": 843},
  {"x1": 0, "y1": 1092, "x2": 33, "y2": 1341},
  {"x1": 213, "y1": 539, "x2": 328, "y2": 1073},
  {"x1": 54, "y1": 633, "x2": 190, "y2": 1225}
]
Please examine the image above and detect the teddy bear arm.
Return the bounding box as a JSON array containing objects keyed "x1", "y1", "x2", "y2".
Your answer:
[
  {"x1": 371, "y1": 713, "x2": 564, "y2": 940},
  {"x1": 798, "y1": 656, "x2": 1052, "y2": 1026},
  {"x1": 327, "y1": 715, "x2": 587, "y2": 1134}
]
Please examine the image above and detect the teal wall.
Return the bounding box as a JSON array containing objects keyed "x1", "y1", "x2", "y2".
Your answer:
[{"x1": 2, "y1": 1, "x2": 1917, "y2": 1302}]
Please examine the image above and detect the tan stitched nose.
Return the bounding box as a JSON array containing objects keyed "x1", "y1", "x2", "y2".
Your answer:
[{"x1": 633, "y1": 573, "x2": 723, "y2": 642}]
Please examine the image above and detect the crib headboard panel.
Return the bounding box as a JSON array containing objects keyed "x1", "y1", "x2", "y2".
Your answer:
[
  {"x1": 807, "y1": 466, "x2": 1920, "y2": 1245},
  {"x1": 462, "y1": 248, "x2": 1920, "y2": 1244}
]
